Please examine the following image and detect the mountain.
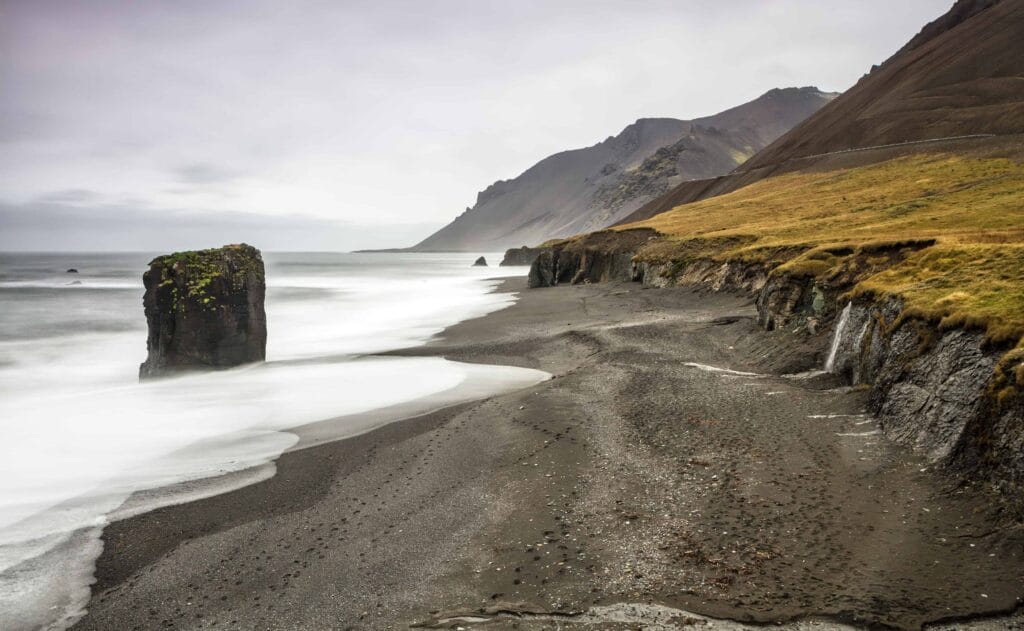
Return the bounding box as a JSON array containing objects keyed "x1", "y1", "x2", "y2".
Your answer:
[
  {"x1": 621, "y1": 0, "x2": 1024, "y2": 224},
  {"x1": 741, "y1": 0, "x2": 1022, "y2": 170},
  {"x1": 410, "y1": 87, "x2": 836, "y2": 252}
]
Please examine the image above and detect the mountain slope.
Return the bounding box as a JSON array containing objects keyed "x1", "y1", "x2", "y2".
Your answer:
[
  {"x1": 411, "y1": 87, "x2": 835, "y2": 251},
  {"x1": 741, "y1": 0, "x2": 1023, "y2": 170},
  {"x1": 621, "y1": 0, "x2": 1024, "y2": 224}
]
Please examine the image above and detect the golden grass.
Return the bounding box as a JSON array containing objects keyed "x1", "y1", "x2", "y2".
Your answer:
[
  {"x1": 618, "y1": 154, "x2": 1024, "y2": 346},
  {"x1": 850, "y1": 245, "x2": 1024, "y2": 345}
]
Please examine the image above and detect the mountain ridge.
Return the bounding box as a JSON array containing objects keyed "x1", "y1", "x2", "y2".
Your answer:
[
  {"x1": 738, "y1": 0, "x2": 1022, "y2": 170},
  {"x1": 408, "y1": 86, "x2": 835, "y2": 252}
]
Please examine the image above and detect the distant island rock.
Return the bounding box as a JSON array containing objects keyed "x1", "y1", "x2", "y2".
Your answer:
[
  {"x1": 66, "y1": 268, "x2": 78, "y2": 273},
  {"x1": 139, "y1": 243, "x2": 267, "y2": 380},
  {"x1": 473, "y1": 256, "x2": 488, "y2": 267}
]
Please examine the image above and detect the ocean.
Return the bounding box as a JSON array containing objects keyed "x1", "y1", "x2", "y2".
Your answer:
[{"x1": 0, "y1": 251, "x2": 547, "y2": 630}]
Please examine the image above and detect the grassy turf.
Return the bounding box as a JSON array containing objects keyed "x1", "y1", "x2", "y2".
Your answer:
[{"x1": 618, "y1": 154, "x2": 1024, "y2": 350}]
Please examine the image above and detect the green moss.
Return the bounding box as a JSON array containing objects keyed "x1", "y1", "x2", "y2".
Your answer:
[{"x1": 151, "y1": 243, "x2": 262, "y2": 311}]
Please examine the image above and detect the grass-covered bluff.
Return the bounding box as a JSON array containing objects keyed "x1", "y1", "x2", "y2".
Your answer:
[
  {"x1": 613, "y1": 153, "x2": 1023, "y2": 345},
  {"x1": 139, "y1": 244, "x2": 267, "y2": 379},
  {"x1": 532, "y1": 153, "x2": 1024, "y2": 491},
  {"x1": 541, "y1": 153, "x2": 1024, "y2": 401},
  {"x1": 606, "y1": 150, "x2": 1024, "y2": 342}
]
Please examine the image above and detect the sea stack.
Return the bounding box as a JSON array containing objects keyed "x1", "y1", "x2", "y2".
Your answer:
[
  {"x1": 139, "y1": 244, "x2": 267, "y2": 380},
  {"x1": 473, "y1": 256, "x2": 488, "y2": 267}
]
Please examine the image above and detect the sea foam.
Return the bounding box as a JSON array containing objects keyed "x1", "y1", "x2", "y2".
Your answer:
[{"x1": 0, "y1": 252, "x2": 544, "y2": 630}]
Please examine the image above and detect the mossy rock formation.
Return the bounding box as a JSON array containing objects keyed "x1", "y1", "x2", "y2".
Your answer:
[{"x1": 139, "y1": 244, "x2": 267, "y2": 380}]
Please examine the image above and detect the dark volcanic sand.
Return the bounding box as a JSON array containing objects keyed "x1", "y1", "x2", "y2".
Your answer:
[{"x1": 73, "y1": 280, "x2": 1024, "y2": 630}]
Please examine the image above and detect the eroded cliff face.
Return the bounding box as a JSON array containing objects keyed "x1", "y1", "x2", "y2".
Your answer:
[
  {"x1": 499, "y1": 246, "x2": 547, "y2": 267},
  {"x1": 139, "y1": 244, "x2": 267, "y2": 380},
  {"x1": 527, "y1": 229, "x2": 658, "y2": 288},
  {"x1": 829, "y1": 299, "x2": 1021, "y2": 496},
  {"x1": 528, "y1": 236, "x2": 1024, "y2": 502}
]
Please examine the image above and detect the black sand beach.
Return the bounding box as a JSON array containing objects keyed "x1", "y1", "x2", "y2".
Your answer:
[{"x1": 73, "y1": 279, "x2": 1024, "y2": 630}]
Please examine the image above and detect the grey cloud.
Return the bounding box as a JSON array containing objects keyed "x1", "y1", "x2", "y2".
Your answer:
[
  {"x1": 34, "y1": 188, "x2": 102, "y2": 203},
  {"x1": 0, "y1": 109, "x2": 59, "y2": 143},
  {"x1": 0, "y1": 200, "x2": 442, "y2": 252},
  {"x1": 0, "y1": 0, "x2": 951, "y2": 251},
  {"x1": 172, "y1": 163, "x2": 242, "y2": 185}
]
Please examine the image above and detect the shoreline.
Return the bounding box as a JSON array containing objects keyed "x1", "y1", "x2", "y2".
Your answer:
[
  {"x1": 86, "y1": 360, "x2": 550, "y2": 600},
  {"x1": 73, "y1": 278, "x2": 1024, "y2": 630},
  {"x1": 77, "y1": 279, "x2": 542, "y2": 599}
]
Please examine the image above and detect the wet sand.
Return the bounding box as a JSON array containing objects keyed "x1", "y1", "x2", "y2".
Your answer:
[{"x1": 73, "y1": 279, "x2": 1024, "y2": 630}]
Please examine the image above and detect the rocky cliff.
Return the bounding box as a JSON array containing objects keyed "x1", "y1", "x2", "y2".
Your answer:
[
  {"x1": 412, "y1": 87, "x2": 835, "y2": 252},
  {"x1": 528, "y1": 237, "x2": 1024, "y2": 504},
  {"x1": 499, "y1": 246, "x2": 547, "y2": 267},
  {"x1": 139, "y1": 244, "x2": 267, "y2": 380},
  {"x1": 527, "y1": 229, "x2": 657, "y2": 288}
]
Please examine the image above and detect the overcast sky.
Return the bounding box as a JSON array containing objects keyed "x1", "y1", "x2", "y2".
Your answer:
[{"x1": 1, "y1": 0, "x2": 949, "y2": 251}]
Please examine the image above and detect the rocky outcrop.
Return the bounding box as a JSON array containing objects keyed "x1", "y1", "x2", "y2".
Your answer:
[
  {"x1": 636, "y1": 259, "x2": 773, "y2": 294},
  {"x1": 499, "y1": 246, "x2": 547, "y2": 267},
  {"x1": 527, "y1": 229, "x2": 658, "y2": 288},
  {"x1": 751, "y1": 272, "x2": 848, "y2": 334},
  {"x1": 139, "y1": 244, "x2": 267, "y2": 380},
  {"x1": 473, "y1": 256, "x2": 488, "y2": 267},
  {"x1": 825, "y1": 299, "x2": 1022, "y2": 495},
  {"x1": 632, "y1": 257, "x2": 842, "y2": 337},
  {"x1": 870, "y1": 324, "x2": 995, "y2": 459}
]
